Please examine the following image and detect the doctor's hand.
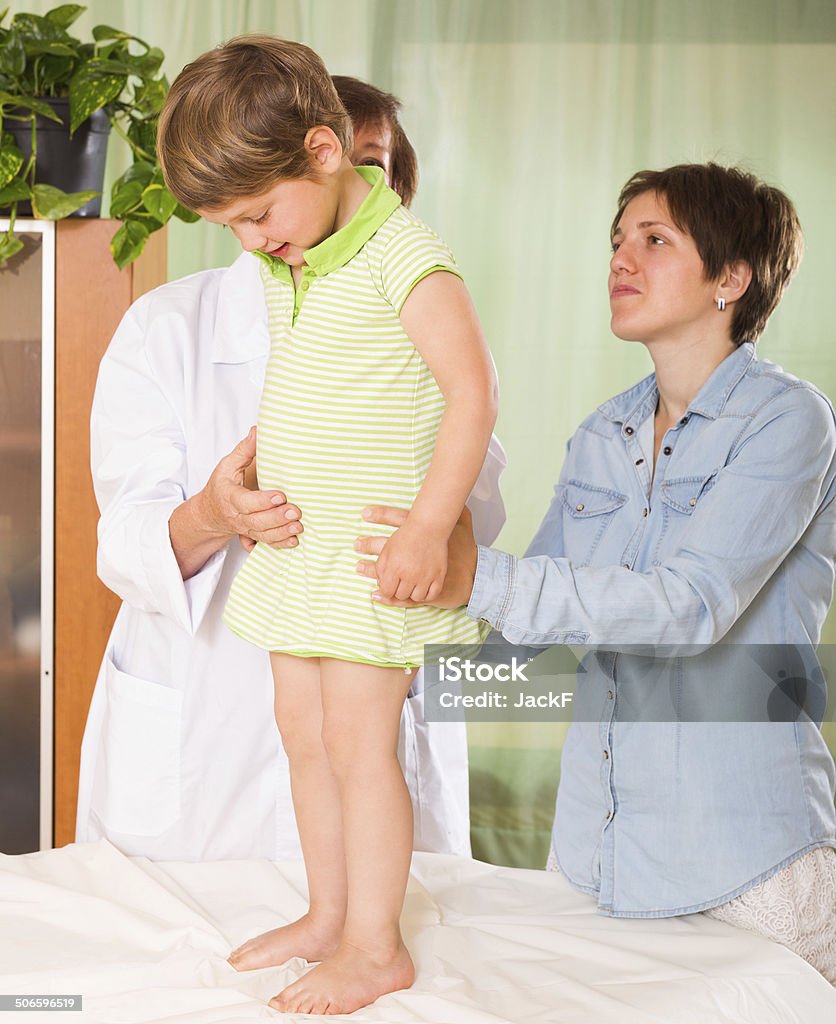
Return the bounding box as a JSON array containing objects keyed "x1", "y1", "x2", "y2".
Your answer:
[
  {"x1": 170, "y1": 427, "x2": 303, "y2": 580},
  {"x1": 354, "y1": 505, "x2": 478, "y2": 609},
  {"x1": 201, "y1": 426, "x2": 303, "y2": 551}
]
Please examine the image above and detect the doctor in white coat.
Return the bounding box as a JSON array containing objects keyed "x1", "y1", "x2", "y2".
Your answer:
[{"x1": 75, "y1": 82, "x2": 506, "y2": 861}]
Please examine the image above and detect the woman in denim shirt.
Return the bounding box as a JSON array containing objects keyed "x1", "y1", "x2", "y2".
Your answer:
[{"x1": 358, "y1": 163, "x2": 836, "y2": 982}]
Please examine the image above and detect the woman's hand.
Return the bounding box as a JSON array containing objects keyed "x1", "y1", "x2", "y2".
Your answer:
[{"x1": 355, "y1": 505, "x2": 479, "y2": 608}]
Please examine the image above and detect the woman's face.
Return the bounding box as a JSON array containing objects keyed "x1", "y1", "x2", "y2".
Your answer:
[
  {"x1": 350, "y1": 120, "x2": 393, "y2": 185},
  {"x1": 609, "y1": 191, "x2": 720, "y2": 347}
]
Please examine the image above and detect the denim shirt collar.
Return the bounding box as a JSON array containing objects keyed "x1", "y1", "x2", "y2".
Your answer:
[{"x1": 599, "y1": 342, "x2": 757, "y2": 429}]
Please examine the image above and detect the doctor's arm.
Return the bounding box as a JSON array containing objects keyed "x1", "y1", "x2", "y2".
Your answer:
[
  {"x1": 92, "y1": 302, "x2": 300, "y2": 631},
  {"x1": 168, "y1": 425, "x2": 302, "y2": 580}
]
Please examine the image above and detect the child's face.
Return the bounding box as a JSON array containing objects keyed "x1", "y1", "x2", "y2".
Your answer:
[{"x1": 199, "y1": 176, "x2": 339, "y2": 265}]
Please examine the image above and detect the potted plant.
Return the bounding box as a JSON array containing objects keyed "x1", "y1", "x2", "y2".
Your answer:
[{"x1": 0, "y1": 4, "x2": 198, "y2": 268}]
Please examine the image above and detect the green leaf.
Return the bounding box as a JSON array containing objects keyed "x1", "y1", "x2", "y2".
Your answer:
[
  {"x1": 44, "y1": 5, "x2": 86, "y2": 30},
  {"x1": 25, "y1": 40, "x2": 77, "y2": 57},
  {"x1": 130, "y1": 47, "x2": 163, "y2": 78},
  {"x1": 0, "y1": 91, "x2": 63, "y2": 120},
  {"x1": 127, "y1": 115, "x2": 155, "y2": 154},
  {"x1": 0, "y1": 132, "x2": 23, "y2": 187},
  {"x1": 112, "y1": 158, "x2": 154, "y2": 190},
  {"x1": 174, "y1": 202, "x2": 200, "y2": 223},
  {"x1": 0, "y1": 229, "x2": 24, "y2": 264},
  {"x1": 13, "y1": 12, "x2": 70, "y2": 43},
  {"x1": 38, "y1": 53, "x2": 75, "y2": 91},
  {"x1": 92, "y1": 25, "x2": 148, "y2": 49},
  {"x1": 0, "y1": 29, "x2": 26, "y2": 76},
  {"x1": 132, "y1": 75, "x2": 166, "y2": 115},
  {"x1": 0, "y1": 176, "x2": 29, "y2": 205},
  {"x1": 141, "y1": 181, "x2": 176, "y2": 223},
  {"x1": 31, "y1": 181, "x2": 97, "y2": 218},
  {"x1": 110, "y1": 218, "x2": 148, "y2": 269},
  {"x1": 108, "y1": 177, "x2": 143, "y2": 217},
  {"x1": 68, "y1": 69, "x2": 123, "y2": 131}
]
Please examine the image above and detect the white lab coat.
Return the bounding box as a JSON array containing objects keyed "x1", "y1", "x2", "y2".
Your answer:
[{"x1": 75, "y1": 250, "x2": 507, "y2": 861}]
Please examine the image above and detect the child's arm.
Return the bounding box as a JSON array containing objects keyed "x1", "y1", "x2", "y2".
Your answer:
[{"x1": 374, "y1": 270, "x2": 498, "y2": 602}]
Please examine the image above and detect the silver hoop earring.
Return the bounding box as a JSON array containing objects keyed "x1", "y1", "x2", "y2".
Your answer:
[{"x1": 717, "y1": 297, "x2": 726, "y2": 312}]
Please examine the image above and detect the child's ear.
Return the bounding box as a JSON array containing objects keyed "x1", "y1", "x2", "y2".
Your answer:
[{"x1": 304, "y1": 126, "x2": 343, "y2": 174}]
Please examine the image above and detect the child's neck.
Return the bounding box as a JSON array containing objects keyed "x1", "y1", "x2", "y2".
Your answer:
[{"x1": 332, "y1": 158, "x2": 373, "y2": 233}]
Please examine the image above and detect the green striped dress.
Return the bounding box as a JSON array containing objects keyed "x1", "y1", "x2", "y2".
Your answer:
[{"x1": 223, "y1": 167, "x2": 488, "y2": 667}]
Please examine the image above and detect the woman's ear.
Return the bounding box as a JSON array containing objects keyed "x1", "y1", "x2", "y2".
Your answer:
[
  {"x1": 304, "y1": 126, "x2": 343, "y2": 175},
  {"x1": 717, "y1": 260, "x2": 753, "y2": 307}
]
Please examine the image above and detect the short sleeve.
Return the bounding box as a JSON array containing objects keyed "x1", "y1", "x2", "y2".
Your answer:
[{"x1": 379, "y1": 219, "x2": 464, "y2": 313}]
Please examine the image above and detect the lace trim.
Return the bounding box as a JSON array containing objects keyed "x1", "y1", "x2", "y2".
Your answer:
[{"x1": 706, "y1": 847, "x2": 836, "y2": 985}]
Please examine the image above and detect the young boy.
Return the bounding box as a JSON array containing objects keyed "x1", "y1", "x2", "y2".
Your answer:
[{"x1": 157, "y1": 36, "x2": 497, "y2": 1016}]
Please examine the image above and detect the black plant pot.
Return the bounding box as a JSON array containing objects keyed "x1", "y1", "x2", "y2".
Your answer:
[{"x1": 8, "y1": 97, "x2": 110, "y2": 217}]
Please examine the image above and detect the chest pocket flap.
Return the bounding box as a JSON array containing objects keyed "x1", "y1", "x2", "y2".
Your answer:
[
  {"x1": 561, "y1": 480, "x2": 628, "y2": 518},
  {"x1": 659, "y1": 472, "x2": 718, "y2": 515}
]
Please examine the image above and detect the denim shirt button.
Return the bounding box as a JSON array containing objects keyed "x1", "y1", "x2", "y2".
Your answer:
[
  {"x1": 663, "y1": 445, "x2": 672, "y2": 455},
  {"x1": 642, "y1": 507, "x2": 649, "y2": 517},
  {"x1": 576, "y1": 503, "x2": 585, "y2": 511},
  {"x1": 607, "y1": 690, "x2": 614, "y2": 699},
  {"x1": 680, "y1": 417, "x2": 689, "y2": 425},
  {"x1": 689, "y1": 498, "x2": 696, "y2": 507},
  {"x1": 603, "y1": 750, "x2": 610, "y2": 759},
  {"x1": 622, "y1": 563, "x2": 630, "y2": 569},
  {"x1": 624, "y1": 426, "x2": 634, "y2": 436}
]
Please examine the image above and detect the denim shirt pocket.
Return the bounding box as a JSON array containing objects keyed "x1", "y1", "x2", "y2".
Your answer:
[
  {"x1": 653, "y1": 471, "x2": 718, "y2": 562},
  {"x1": 560, "y1": 479, "x2": 628, "y2": 566}
]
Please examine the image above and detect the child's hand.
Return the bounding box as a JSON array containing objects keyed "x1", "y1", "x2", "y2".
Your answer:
[{"x1": 374, "y1": 519, "x2": 448, "y2": 602}]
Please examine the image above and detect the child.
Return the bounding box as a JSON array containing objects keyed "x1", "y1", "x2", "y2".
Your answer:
[{"x1": 157, "y1": 36, "x2": 497, "y2": 1017}]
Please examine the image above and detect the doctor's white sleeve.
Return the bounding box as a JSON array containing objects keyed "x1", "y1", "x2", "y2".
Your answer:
[{"x1": 91, "y1": 301, "x2": 225, "y2": 634}]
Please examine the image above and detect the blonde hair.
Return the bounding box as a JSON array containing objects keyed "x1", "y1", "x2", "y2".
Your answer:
[{"x1": 157, "y1": 35, "x2": 353, "y2": 211}]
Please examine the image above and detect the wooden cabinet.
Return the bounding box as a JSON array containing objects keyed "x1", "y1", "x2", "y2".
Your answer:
[{"x1": 0, "y1": 219, "x2": 167, "y2": 852}]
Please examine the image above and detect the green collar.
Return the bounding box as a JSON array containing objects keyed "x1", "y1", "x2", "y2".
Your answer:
[{"x1": 254, "y1": 166, "x2": 401, "y2": 278}]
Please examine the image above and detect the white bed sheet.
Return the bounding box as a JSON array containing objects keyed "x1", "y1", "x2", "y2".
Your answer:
[{"x1": 0, "y1": 840, "x2": 833, "y2": 1023}]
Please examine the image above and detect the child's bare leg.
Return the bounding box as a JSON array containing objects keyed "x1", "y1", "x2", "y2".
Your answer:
[
  {"x1": 228, "y1": 654, "x2": 346, "y2": 970},
  {"x1": 271, "y1": 658, "x2": 416, "y2": 1015}
]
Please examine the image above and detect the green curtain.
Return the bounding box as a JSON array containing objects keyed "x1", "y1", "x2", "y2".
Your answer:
[{"x1": 11, "y1": 0, "x2": 836, "y2": 867}]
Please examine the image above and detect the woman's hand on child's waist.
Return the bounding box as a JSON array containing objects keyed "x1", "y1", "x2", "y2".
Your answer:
[{"x1": 355, "y1": 506, "x2": 478, "y2": 609}]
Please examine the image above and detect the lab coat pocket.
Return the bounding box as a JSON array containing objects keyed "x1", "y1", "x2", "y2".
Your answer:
[{"x1": 94, "y1": 657, "x2": 183, "y2": 836}]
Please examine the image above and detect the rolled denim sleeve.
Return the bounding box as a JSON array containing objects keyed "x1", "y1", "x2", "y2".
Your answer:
[{"x1": 468, "y1": 386, "x2": 836, "y2": 648}]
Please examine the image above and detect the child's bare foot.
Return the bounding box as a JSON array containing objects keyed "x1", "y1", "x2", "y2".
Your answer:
[
  {"x1": 227, "y1": 912, "x2": 342, "y2": 971},
  {"x1": 268, "y1": 938, "x2": 415, "y2": 1015}
]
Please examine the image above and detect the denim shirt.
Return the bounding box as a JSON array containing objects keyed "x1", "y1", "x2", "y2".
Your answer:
[{"x1": 468, "y1": 343, "x2": 836, "y2": 917}]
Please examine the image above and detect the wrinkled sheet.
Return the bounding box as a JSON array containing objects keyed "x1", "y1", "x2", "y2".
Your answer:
[{"x1": 0, "y1": 840, "x2": 833, "y2": 1023}]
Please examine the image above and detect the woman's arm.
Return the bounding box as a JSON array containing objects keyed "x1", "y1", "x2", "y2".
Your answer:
[{"x1": 360, "y1": 387, "x2": 836, "y2": 649}]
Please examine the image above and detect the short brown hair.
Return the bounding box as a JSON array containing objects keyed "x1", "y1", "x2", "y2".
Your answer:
[
  {"x1": 157, "y1": 35, "x2": 353, "y2": 211},
  {"x1": 332, "y1": 75, "x2": 418, "y2": 207},
  {"x1": 612, "y1": 163, "x2": 803, "y2": 346}
]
